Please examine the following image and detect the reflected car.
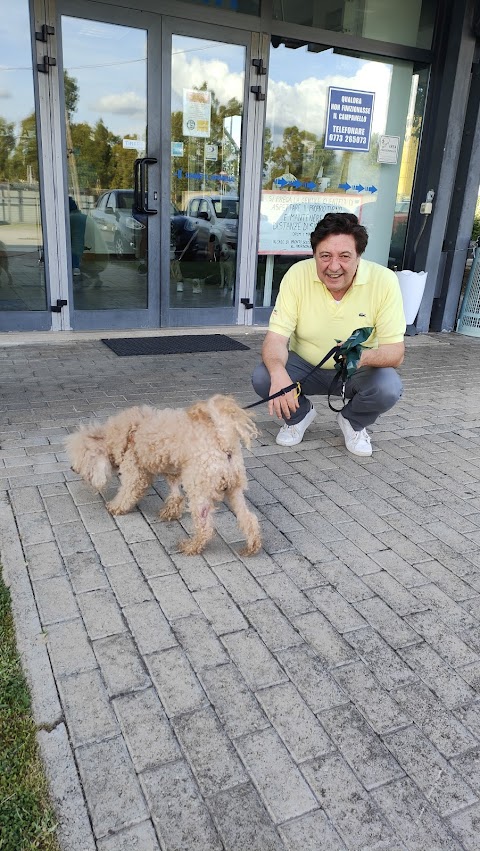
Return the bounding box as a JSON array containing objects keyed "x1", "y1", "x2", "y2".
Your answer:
[
  {"x1": 90, "y1": 189, "x2": 212, "y2": 261},
  {"x1": 184, "y1": 194, "x2": 239, "y2": 255}
]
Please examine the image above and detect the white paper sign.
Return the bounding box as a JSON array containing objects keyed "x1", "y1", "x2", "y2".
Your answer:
[
  {"x1": 183, "y1": 89, "x2": 211, "y2": 138},
  {"x1": 258, "y1": 191, "x2": 366, "y2": 255},
  {"x1": 377, "y1": 135, "x2": 400, "y2": 164},
  {"x1": 205, "y1": 143, "x2": 218, "y2": 160},
  {"x1": 122, "y1": 138, "x2": 146, "y2": 151}
]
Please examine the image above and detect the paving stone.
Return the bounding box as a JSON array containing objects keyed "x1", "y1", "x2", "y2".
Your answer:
[
  {"x1": 345, "y1": 626, "x2": 418, "y2": 690},
  {"x1": 405, "y1": 610, "x2": 479, "y2": 668},
  {"x1": 235, "y1": 727, "x2": 317, "y2": 823},
  {"x1": 353, "y1": 595, "x2": 420, "y2": 649},
  {"x1": 43, "y1": 494, "x2": 82, "y2": 525},
  {"x1": 451, "y1": 746, "x2": 480, "y2": 797},
  {"x1": 113, "y1": 510, "x2": 156, "y2": 543},
  {"x1": 58, "y1": 669, "x2": 119, "y2": 746},
  {"x1": 333, "y1": 661, "x2": 410, "y2": 734},
  {"x1": 92, "y1": 633, "x2": 150, "y2": 696},
  {"x1": 91, "y1": 530, "x2": 134, "y2": 566},
  {"x1": 193, "y1": 585, "x2": 248, "y2": 633},
  {"x1": 212, "y1": 561, "x2": 265, "y2": 604},
  {"x1": 141, "y1": 761, "x2": 223, "y2": 851},
  {"x1": 16, "y1": 510, "x2": 55, "y2": 545},
  {"x1": 9, "y1": 485, "x2": 44, "y2": 513},
  {"x1": 97, "y1": 821, "x2": 160, "y2": 851},
  {"x1": 172, "y1": 706, "x2": 247, "y2": 796},
  {"x1": 398, "y1": 643, "x2": 476, "y2": 709},
  {"x1": 33, "y1": 575, "x2": 79, "y2": 625},
  {"x1": 221, "y1": 628, "x2": 287, "y2": 690},
  {"x1": 258, "y1": 570, "x2": 314, "y2": 618},
  {"x1": 46, "y1": 618, "x2": 97, "y2": 677},
  {"x1": 326, "y1": 538, "x2": 383, "y2": 575},
  {"x1": 63, "y1": 550, "x2": 109, "y2": 592},
  {"x1": 411, "y1": 583, "x2": 477, "y2": 629},
  {"x1": 103, "y1": 561, "x2": 152, "y2": 607},
  {"x1": 24, "y1": 540, "x2": 66, "y2": 579},
  {"x1": 53, "y1": 520, "x2": 94, "y2": 556},
  {"x1": 37, "y1": 724, "x2": 97, "y2": 851},
  {"x1": 67, "y1": 479, "x2": 104, "y2": 505},
  {"x1": 292, "y1": 610, "x2": 357, "y2": 667},
  {"x1": 371, "y1": 549, "x2": 429, "y2": 587},
  {"x1": 123, "y1": 599, "x2": 176, "y2": 654},
  {"x1": 415, "y1": 558, "x2": 478, "y2": 600},
  {"x1": 173, "y1": 554, "x2": 218, "y2": 590},
  {"x1": 363, "y1": 571, "x2": 427, "y2": 616},
  {"x1": 113, "y1": 688, "x2": 181, "y2": 772},
  {"x1": 76, "y1": 736, "x2": 149, "y2": 839},
  {"x1": 384, "y1": 725, "x2": 478, "y2": 816},
  {"x1": 77, "y1": 588, "x2": 126, "y2": 639},
  {"x1": 242, "y1": 598, "x2": 304, "y2": 651},
  {"x1": 448, "y1": 803, "x2": 480, "y2": 851},
  {"x1": 320, "y1": 702, "x2": 404, "y2": 790},
  {"x1": 376, "y1": 777, "x2": 464, "y2": 850},
  {"x1": 198, "y1": 663, "x2": 268, "y2": 738},
  {"x1": 306, "y1": 586, "x2": 367, "y2": 633},
  {"x1": 145, "y1": 646, "x2": 208, "y2": 717},
  {"x1": 272, "y1": 551, "x2": 327, "y2": 589},
  {"x1": 315, "y1": 559, "x2": 373, "y2": 603},
  {"x1": 275, "y1": 644, "x2": 347, "y2": 713},
  {"x1": 393, "y1": 681, "x2": 477, "y2": 758},
  {"x1": 278, "y1": 809, "x2": 347, "y2": 851},
  {"x1": 301, "y1": 752, "x2": 396, "y2": 849},
  {"x1": 76, "y1": 501, "x2": 117, "y2": 534},
  {"x1": 129, "y1": 538, "x2": 177, "y2": 577},
  {"x1": 172, "y1": 615, "x2": 229, "y2": 670},
  {"x1": 256, "y1": 682, "x2": 333, "y2": 762}
]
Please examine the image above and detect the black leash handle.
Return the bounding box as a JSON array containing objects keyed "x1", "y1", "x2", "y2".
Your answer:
[{"x1": 245, "y1": 343, "x2": 346, "y2": 411}]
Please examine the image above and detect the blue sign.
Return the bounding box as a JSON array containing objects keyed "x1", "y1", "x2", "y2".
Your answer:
[{"x1": 325, "y1": 87, "x2": 374, "y2": 152}]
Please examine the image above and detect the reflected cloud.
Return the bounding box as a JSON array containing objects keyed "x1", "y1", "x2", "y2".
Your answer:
[
  {"x1": 171, "y1": 52, "x2": 243, "y2": 107},
  {"x1": 0, "y1": 88, "x2": 12, "y2": 98},
  {"x1": 92, "y1": 91, "x2": 146, "y2": 115}
]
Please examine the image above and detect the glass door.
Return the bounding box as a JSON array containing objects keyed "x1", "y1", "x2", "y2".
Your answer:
[
  {"x1": 58, "y1": 6, "x2": 157, "y2": 330},
  {"x1": 0, "y1": 0, "x2": 50, "y2": 330},
  {"x1": 162, "y1": 21, "x2": 252, "y2": 327}
]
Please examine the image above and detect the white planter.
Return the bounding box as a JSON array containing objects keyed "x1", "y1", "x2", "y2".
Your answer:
[{"x1": 395, "y1": 270, "x2": 428, "y2": 325}]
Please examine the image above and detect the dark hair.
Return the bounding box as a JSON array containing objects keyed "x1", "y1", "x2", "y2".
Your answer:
[{"x1": 310, "y1": 212, "x2": 368, "y2": 255}]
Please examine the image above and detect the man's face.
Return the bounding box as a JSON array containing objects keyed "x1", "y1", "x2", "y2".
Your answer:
[{"x1": 314, "y1": 233, "x2": 360, "y2": 297}]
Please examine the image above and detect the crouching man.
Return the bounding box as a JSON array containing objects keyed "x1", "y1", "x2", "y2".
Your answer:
[{"x1": 252, "y1": 212, "x2": 406, "y2": 456}]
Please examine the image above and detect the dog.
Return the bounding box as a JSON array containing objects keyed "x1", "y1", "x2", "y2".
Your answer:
[
  {"x1": 65, "y1": 394, "x2": 261, "y2": 556},
  {"x1": 219, "y1": 244, "x2": 235, "y2": 292}
]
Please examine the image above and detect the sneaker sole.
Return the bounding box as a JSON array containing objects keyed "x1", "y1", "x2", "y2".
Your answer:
[
  {"x1": 275, "y1": 407, "x2": 317, "y2": 446},
  {"x1": 337, "y1": 413, "x2": 372, "y2": 456}
]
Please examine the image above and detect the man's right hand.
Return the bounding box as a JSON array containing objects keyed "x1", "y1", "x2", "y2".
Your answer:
[{"x1": 268, "y1": 368, "x2": 300, "y2": 419}]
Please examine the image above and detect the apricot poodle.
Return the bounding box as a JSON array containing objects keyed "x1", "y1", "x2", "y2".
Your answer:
[{"x1": 65, "y1": 394, "x2": 261, "y2": 556}]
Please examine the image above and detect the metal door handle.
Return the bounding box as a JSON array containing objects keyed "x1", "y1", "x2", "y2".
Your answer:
[
  {"x1": 140, "y1": 157, "x2": 158, "y2": 215},
  {"x1": 133, "y1": 157, "x2": 158, "y2": 214}
]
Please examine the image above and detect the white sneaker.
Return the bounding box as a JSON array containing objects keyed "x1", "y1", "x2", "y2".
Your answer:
[
  {"x1": 337, "y1": 412, "x2": 372, "y2": 456},
  {"x1": 192, "y1": 279, "x2": 202, "y2": 293},
  {"x1": 176, "y1": 281, "x2": 184, "y2": 292},
  {"x1": 73, "y1": 267, "x2": 81, "y2": 277},
  {"x1": 276, "y1": 406, "x2": 317, "y2": 447}
]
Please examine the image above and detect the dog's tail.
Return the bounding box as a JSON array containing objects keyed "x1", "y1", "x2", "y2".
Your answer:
[
  {"x1": 65, "y1": 424, "x2": 113, "y2": 490},
  {"x1": 205, "y1": 394, "x2": 258, "y2": 451}
]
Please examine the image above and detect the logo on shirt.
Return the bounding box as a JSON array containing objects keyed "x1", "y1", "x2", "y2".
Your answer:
[{"x1": 359, "y1": 313, "x2": 366, "y2": 317}]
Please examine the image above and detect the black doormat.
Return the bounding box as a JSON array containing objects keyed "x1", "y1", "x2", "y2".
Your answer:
[{"x1": 101, "y1": 334, "x2": 250, "y2": 357}]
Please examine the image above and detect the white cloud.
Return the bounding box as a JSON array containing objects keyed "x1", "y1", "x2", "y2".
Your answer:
[
  {"x1": 92, "y1": 91, "x2": 146, "y2": 116},
  {"x1": 0, "y1": 88, "x2": 12, "y2": 99},
  {"x1": 172, "y1": 53, "x2": 243, "y2": 108}
]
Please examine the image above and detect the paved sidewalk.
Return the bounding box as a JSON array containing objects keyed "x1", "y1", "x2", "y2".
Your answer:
[{"x1": 2, "y1": 329, "x2": 480, "y2": 851}]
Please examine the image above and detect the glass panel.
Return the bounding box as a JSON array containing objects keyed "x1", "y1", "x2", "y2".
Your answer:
[
  {"x1": 177, "y1": 0, "x2": 259, "y2": 15},
  {"x1": 170, "y1": 36, "x2": 245, "y2": 308},
  {"x1": 257, "y1": 39, "x2": 426, "y2": 307},
  {"x1": 61, "y1": 17, "x2": 147, "y2": 310},
  {"x1": 272, "y1": 0, "x2": 436, "y2": 50},
  {"x1": 389, "y1": 66, "x2": 428, "y2": 268},
  {"x1": 0, "y1": 1, "x2": 46, "y2": 311}
]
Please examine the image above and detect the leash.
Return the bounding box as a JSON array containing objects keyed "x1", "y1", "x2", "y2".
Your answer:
[{"x1": 244, "y1": 344, "x2": 348, "y2": 412}]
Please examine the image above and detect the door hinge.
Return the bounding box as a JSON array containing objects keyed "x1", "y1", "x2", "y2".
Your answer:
[
  {"x1": 252, "y1": 58, "x2": 266, "y2": 75},
  {"x1": 240, "y1": 298, "x2": 254, "y2": 309},
  {"x1": 250, "y1": 86, "x2": 265, "y2": 101},
  {"x1": 50, "y1": 299, "x2": 67, "y2": 313},
  {"x1": 35, "y1": 24, "x2": 55, "y2": 42},
  {"x1": 38, "y1": 55, "x2": 57, "y2": 73}
]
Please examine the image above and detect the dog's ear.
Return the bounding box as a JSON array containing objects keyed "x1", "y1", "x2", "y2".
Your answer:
[{"x1": 208, "y1": 395, "x2": 259, "y2": 448}]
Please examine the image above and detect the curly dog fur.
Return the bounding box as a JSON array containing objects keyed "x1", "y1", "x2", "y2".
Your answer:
[{"x1": 65, "y1": 394, "x2": 261, "y2": 556}]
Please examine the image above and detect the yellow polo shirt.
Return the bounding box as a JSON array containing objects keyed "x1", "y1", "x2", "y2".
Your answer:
[{"x1": 269, "y1": 257, "x2": 406, "y2": 368}]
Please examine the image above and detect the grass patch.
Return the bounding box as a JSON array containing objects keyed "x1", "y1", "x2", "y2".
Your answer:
[{"x1": 0, "y1": 566, "x2": 59, "y2": 851}]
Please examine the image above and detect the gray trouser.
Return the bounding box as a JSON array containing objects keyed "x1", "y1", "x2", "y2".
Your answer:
[{"x1": 251, "y1": 351, "x2": 403, "y2": 431}]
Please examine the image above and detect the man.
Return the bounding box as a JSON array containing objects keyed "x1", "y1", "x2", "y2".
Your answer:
[{"x1": 252, "y1": 212, "x2": 405, "y2": 457}]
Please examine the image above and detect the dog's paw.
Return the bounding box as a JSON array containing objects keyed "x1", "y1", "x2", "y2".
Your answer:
[
  {"x1": 159, "y1": 500, "x2": 184, "y2": 521},
  {"x1": 239, "y1": 538, "x2": 262, "y2": 557},
  {"x1": 106, "y1": 500, "x2": 126, "y2": 516},
  {"x1": 178, "y1": 537, "x2": 204, "y2": 556}
]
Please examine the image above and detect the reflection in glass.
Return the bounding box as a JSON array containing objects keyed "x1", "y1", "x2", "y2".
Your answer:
[
  {"x1": 177, "y1": 0, "x2": 259, "y2": 14},
  {"x1": 272, "y1": 0, "x2": 436, "y2": 50},
  {"x1": 61, "y1": 17, "x2": 147, "y2": 310},
  {"x1": 170, "y1": 36, "x2": 244, "y2": 308},
  {"x1": 257, "y1": 39, "x2": 423, "y2": 307},
  {"x1": 0, "y1": 1, "x2": 46, "y2": 311}
]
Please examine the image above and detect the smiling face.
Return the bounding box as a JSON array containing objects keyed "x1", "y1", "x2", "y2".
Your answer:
[{"x1": 314, "y1": 233, "x2": 360, "y2": 298}]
